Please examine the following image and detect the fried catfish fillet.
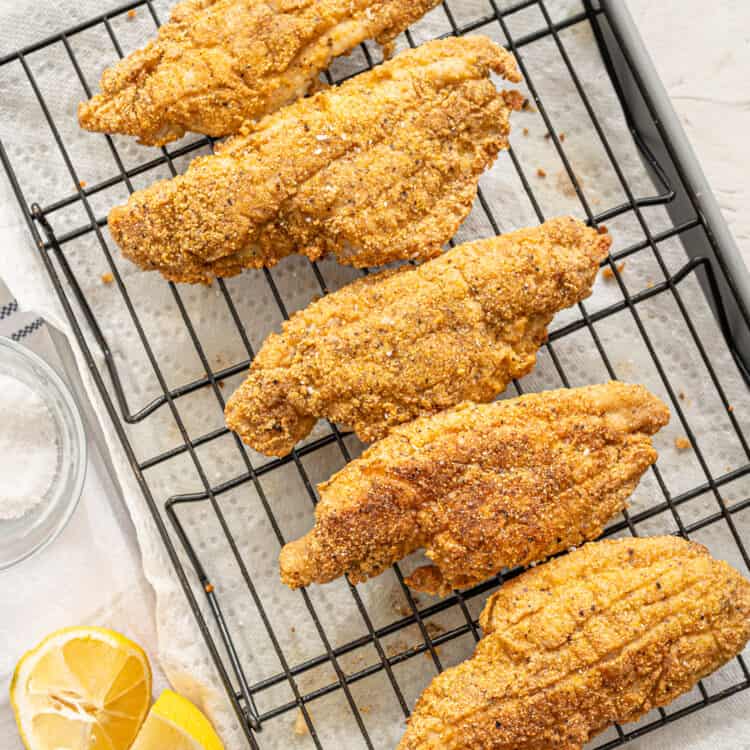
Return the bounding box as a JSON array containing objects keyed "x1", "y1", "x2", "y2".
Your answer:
[
  {"x1": 107, "y1": 36, "x2": 522, "y2": 282},
  {"x1": 399, "y1": 536, "x2": 750, "y2": 750},
  {"x1": 225, "y1": 217, "x2": 611, "y2": 457},
  {"x1": 279, "y1": 383, "x2": 669, "y2": 593},
  {"x1": 79, "y1": 0, "x2": 444, "y2": 146}
]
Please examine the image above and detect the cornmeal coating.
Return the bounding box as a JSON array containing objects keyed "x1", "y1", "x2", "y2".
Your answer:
[
  {"x1": 399, "y1": 536, "x2": 750, "y2": 750},
  {"x1": 79, "y1": 0, "x2": 443, "y2": 146},
  {"x1": 107, "y1": 36, "x2": 522, "y2": 282},
  {"x1": 279, "y1": 382, "x2": 669, "y2": 593},
  {"x1": 225, "y1": 217, "x2": 611, "y2": 457}
]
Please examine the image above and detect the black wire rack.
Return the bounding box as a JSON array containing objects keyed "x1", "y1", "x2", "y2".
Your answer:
[{"x1": 2, "y1": 0, "x2": 750, "y2": 747}]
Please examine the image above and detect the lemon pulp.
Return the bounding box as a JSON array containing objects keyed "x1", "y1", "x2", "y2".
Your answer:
[
  {"x1": 130, "y1": 690, "x2": 223, "y2": 750},
  {"x1": 10, "y1": 627, "x2": 152, "y2": 750}
]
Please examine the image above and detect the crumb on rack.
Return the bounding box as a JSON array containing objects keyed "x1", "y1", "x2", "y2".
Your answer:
[
  {"x1": 598, "y1": 225, "x2": 609, "y2": 235},
  {"x1": 522, "y1": 127, "x2": 529, "y2": 136},
  {"x1": 602, "y1": 262, "x2": 625, "y2": 281},
  {"x1": 728, "y1": 404, "x2": 735, "y2": 413},
  {"x1": 127, "y1": 8, "x2": 137, "y2": 18},
  {"x1": 559, "y1": 132, "x2": 566, "y2": 142},
  {"x1": 646, "y1": 280, "x2": 654, "y2": 289},
  {"x1": 78, "y1": 180, "x2": 87, "y2": 188},
  {"x1": 544, "y1": 132, "x2": 551, "y2": 140},
  {"x1": 101, "y1": 272, "x2": 114, "y2": 284},
  {"x1": 675, "y1": 436, "x2": 691, "y2": 451},
  {"x1": 678, "y1": 391, "x2": 685, "y2": 400},
  {"x1": 359, "y1": 705, "x2": 372, "y2": 715},
  {"x1": 521, "y1": 99, "x2": 537, "y2": 113},
  {"x1": 536, "y1": 168, "x2": 547, "y2": 178},
  {"x1": 293, "y1": 709, "x2": 309, "y2": 736},
  {"x1": 218, "y1": 380, "x2": 225, "y2": 389},
  {"x1": 392, "y1": 597, "x2": 412, "y2": 618}
]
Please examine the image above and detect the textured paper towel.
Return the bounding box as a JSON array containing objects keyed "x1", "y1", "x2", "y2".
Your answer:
[{"x1": 0, "y1": 0, "x2": 749, "y2": 748}]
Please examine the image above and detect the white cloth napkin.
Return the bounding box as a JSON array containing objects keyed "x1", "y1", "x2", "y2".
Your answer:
[{"x1": 0, "y1": 0, "x2": 749, "y2": 748}]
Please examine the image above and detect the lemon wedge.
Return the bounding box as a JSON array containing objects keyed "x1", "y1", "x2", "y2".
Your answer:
[
  {"x1": 10, "y1": 626, "x2": 152, "y2": 750},
  {"x1": 130, "y1": 690, "x2": 223, "y2": 750}
]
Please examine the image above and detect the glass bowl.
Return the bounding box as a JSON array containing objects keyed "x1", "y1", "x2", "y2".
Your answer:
[{"x1": 0, "y1": 336, "x2": 87, "y2": 570}]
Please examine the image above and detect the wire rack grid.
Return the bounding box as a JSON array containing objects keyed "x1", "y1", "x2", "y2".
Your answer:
[{"x1": 1, "y1": 0, "x2": 750, "y2": 747}]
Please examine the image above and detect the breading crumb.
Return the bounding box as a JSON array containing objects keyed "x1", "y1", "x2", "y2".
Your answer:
[
  {"x1": 101, "y1": 272, "x2": 114, "y2": 284},
  {"x1": 536, "y1": 168, "x2": 547, "y2": 178},
  {"x1": 522, "y1": 127, "x2": 529, "y2": 136},
  {"x1": 675, "y1": 436, "x2": 691, "y2": 451},
  {"x1": 79, "y1": 180, "x2": 87, "y2": 188},
  {"x1": 359, "y1": 705, "x2": 372, "y2": 715},
  {"x1": 597, "y1": 225, "x2": 609, "y2": 235},
  {"x1": 393, "y1": 598, "x2": 412, "y2": 618},
  {"x1": 127, "y1": 8, "x2": 136, "y2": 18},
  {"x1": 678, "y1": 391, "x2": 686, "y2": 401},
  {"x1": 601, "y1": 262, "x2": 624, "y2": 281},
  {"x1": 559, "y1": 132, "x2": 566, "y2": 142},
  {"x1": 728, "y1": 405, "x2": 734, "y2": 413},
  {"x1": 293, "y1": 709, "x2": 309, "y2": 736}
]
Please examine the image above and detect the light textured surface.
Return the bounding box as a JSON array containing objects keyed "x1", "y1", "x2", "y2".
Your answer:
[
  {"x1": 0, "y1": 1, "x2": 749, "y2": 749},
  {"x1": 627, "y1": 0, "x2": 750, "y2": 267}
]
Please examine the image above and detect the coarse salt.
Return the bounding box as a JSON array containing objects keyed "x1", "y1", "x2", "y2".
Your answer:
[{"x1": 0, "y1": 374, "x2": 58, "y2": 520}]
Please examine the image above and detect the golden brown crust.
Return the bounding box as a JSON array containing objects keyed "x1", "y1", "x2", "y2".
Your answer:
[
  {"x1": 278, "y1": 382, "x2": 669, "y2": 592},
  {"x1": 79, "y1": 0, "x2": 444, "y2": 146},
  {"x1": 398, "y1": 536, "x2": 750, "y2": 750},
  {"x1": 225, "y1": 217, "x2": 611, "y2": 457},
  {"x1": 106, "y1": 36, "x2": 522, "y2": 282}
]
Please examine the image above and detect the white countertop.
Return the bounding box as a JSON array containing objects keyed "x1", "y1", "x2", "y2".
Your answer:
[{"x1": 627, "y1": 0, "x2": 750, "y2": 268}]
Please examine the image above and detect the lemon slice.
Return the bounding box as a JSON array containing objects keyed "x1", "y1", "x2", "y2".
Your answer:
[
  {"x1": 10, "y1": 626, "x2": 152, "y2": 750},
  {"x1": 130, "y1": 690, "x2": 223, "y2": 750}
]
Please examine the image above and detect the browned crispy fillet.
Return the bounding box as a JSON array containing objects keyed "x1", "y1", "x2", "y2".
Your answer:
[
  {"x1": 279, "y1": 382, "x2": 669, "y2": 593},
  {"x1": 79, "y1": 0, "x2": 444, "y2": 146},
  {"x1": 399, "y1": 536, "x2": 750, "y2": 750},
  {"x1": 225, "y1": 217, "x2": 611, "y2": 457},
  {"x1": 107, "y1": 36, "x2": 522, "y2": 282}
]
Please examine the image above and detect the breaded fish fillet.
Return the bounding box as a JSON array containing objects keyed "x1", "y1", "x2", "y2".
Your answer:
[
  {"x1": 279, "y1": 383, "x2": 669, "y2": 593},
  {"x1": 225, "y1": 217, "x2": 611, "y2": 457},
  {"x1": 399, "y1": 536, "x2": 750, "y2": 750},
  {"x1": 107, "y1": 36, "x2": 522, "y2": 282},
  {"x1": 79, "y1": 0, "x2": 443, "y2": 146}
]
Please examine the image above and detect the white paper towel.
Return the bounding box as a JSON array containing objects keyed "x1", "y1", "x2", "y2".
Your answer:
[{"x1": 0, "y1": 0, "x2": 748, "y2": 748}]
